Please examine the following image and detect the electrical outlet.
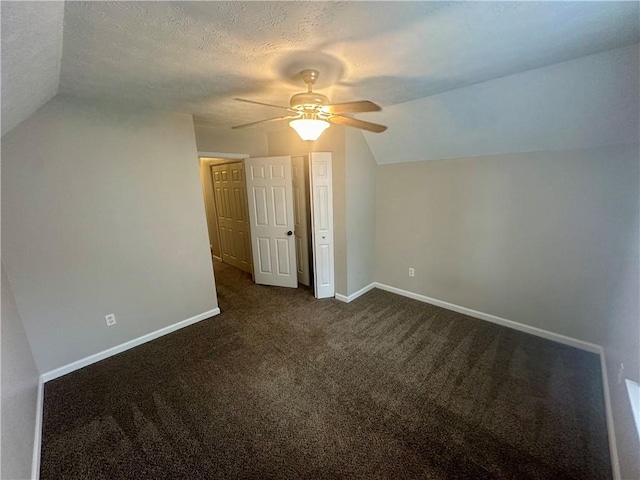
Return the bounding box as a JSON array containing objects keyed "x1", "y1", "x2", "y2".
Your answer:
[
  {"x1": 409, "y1": 267, "x2": 415, "y2": 277},
  {"x1": 105, "y1": 314, "x2": 116, "y2": 327}
]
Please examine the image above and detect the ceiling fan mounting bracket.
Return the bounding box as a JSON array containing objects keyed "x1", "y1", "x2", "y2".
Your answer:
[{"x1": 300, "y1": 69, "x2": 320, "y2": 88}]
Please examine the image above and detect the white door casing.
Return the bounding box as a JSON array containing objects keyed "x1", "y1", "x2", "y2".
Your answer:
[
  {"x1": 245, "y1": 156, "x2": 298, "y2": 288},
  {"x1": 292, "y1": 156, "x2": 311, "y2": 286},
  {"x1": 309, "y1": 152, "x2": 335, "y2": 298}
]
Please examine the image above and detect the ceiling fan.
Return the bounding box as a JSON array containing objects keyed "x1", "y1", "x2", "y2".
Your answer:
[{"x1": 232, "y1": 69, "x2": 387, "y2": 141}]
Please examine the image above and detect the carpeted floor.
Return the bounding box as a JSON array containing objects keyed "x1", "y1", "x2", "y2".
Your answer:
[{"x1": 41, "y1": 260, "x2": 611, "y2": 479}]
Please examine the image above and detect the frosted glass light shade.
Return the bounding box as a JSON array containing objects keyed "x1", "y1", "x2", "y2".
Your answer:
[{"x1": 289, "y1": 119, "x2": 330, "y2": 141}]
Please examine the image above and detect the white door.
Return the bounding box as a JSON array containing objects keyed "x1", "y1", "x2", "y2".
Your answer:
[
  {"x1": 245, "y1": 156, "x2": 298, "y2": 288},
  {"x1": 309, "y1": 152, "x2": 335, "y2": 298},
  {"x1": 292, "y1": 156, "x2": 311, "y2": 286}
]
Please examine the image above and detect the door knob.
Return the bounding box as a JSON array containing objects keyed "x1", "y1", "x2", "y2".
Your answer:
[{"x1": 287, "y1": 230, "x2": 293, "y2": 236}]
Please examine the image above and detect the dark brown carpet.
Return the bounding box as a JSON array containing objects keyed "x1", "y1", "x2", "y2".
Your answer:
[{"x1": 41, "y1": 260, "x2": 611, "y2": 479}]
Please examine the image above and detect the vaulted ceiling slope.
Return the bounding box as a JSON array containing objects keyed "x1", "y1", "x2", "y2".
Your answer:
[
  {"x1": 1, "y1": 1, "x2": 64, "y2": 136},
  {"x1": 2, "y1": 1, "x2": 638, "y2": 135}
]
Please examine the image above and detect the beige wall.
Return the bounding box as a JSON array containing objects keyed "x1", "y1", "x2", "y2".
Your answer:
[
  {"x1": 1, "y1": 263, "x2": 40, "y2": 480},
  {"x1": 268, "y1": 126, "x2": 348, "y2": 296},
  {"x1": 375, "y1": 144, "x2": 638, "y2": 344},
  {"x1": 194, "y1": 124, "x2": 269, "y2": 157},
  {"x1": 2, "y1": 97, "x2": 218, "y2": 373},
  {"x1": 344, "y1": 128, "x2": 377, "y2": 295},
  {"x1": 375, "y1": 143, "x2": 640, "y2": 477}
]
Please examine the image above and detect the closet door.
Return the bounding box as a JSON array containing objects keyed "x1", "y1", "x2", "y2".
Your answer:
[{"x1": 309, "y1": 152, "x2": 335, "y2": 298}]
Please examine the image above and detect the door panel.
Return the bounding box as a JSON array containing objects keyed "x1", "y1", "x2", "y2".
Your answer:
[
  {"x1": 292, "y1": 156, "x2": 311, "y2": 286},
  {"x1": 318, "y1": 244, "x2": 330, "y2": 285},
  {"x1": 253, "y1": 187, "x2": 269, "y2": 225},
  {"x1": 257, "y1": 237, "x2": 272, "y2": 273},
  {"x1": 245, "y1": 156, "x2": 297, "y2": 288},
  {"x1": 276, "y1": 238, "x2": 291, "y2": 274},
  {"x1": 211, "y1": 162, "x2": 252, "y2": 273},
  {"x1": 273, "y1": 187, "x2": 288, "y2": 225},
  {"x1": 310, "y1": 152, "x2": 335, "y2": 298}
]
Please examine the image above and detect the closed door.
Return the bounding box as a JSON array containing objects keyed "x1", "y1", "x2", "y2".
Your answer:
[
  {"x1": 310, "y1": 152, "x2": 335, "y2": 298},
  {"x1": 211, "y1": 162, "x2": 252, "y2": 273},
  {"x1": 292, "y1": 156, "x2": 311, "y2": 286},
  {"x1": 245, "y1": 156, "x2": 298, "y2": 288}
]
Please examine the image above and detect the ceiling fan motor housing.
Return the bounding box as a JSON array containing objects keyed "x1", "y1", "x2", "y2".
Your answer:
[{"x1": 289, "y1": 92, "x2": 329, "y2": 111}]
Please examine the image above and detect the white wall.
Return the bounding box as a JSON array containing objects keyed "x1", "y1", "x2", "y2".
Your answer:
[
  {"x1": 194, "y1": 124, "x2": 269, "y2": 157},
  {"x1": 365, "y1": 44, "x2": 639, "y2": 165},
  {"x1": 345, "y1": 128, "x2": 377, "y2": 295},
  {"x1": 1, "y1": 263, "x2": 41, "y2": 480},
  {"x1": 2, "y1": 97, "x2": 218, "y2": 374}
]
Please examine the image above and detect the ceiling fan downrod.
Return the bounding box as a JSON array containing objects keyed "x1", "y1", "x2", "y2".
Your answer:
[
  {"x1": 300, "y1": 68, "x2": 320, "y2": 92},
  {"x1": 289, "y1": 69, "x2": 329, "y2": 111}
]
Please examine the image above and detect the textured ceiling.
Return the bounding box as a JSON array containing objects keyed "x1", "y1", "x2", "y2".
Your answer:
[
  {"x1": 3, "y1": 1, "x2": 639, "y2": 134},
  {"x1": 1, "y1": 1, "x2": 64, "y2": 135}
]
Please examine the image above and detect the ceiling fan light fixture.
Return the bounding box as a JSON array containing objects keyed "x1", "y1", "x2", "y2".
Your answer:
[
  {"x1": 289, "y1": 118, "x2": 330, "y2": 141},
  {"x1": 233, "y1": 69, "x2": 386, "y2": 135}
]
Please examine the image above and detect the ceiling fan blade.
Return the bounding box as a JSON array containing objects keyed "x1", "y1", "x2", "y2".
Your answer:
[
  {"x1": 328, "y1": 115, "x2": 387, "y2": 133},
  {"x1": 232, "y1": 115, "x2": 297, "y2": 129},
  {"x1": 234, "y1": 98, "x2": 294, "y2": 112},
  {"x1": 321, "y1": 101, "x2": 381, "y2": 114}
]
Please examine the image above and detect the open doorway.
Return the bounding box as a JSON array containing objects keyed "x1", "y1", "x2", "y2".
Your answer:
[
  {"x1": 198, "y1": 153, "x2": 333, "y2": 298},
  {"x1": 198, "y1": 156, "x2": 252, "y2": 274}
]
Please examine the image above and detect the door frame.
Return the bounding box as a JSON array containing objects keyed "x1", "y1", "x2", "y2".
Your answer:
[
  {"x1": 198, "y1": 151, "x2": 336, "y2": 299},
  {"x1": 199, "y1": 151, "x2": 248, "y2": 160},
  {"x1": 210, "y1": 161, "x2": 253, "y2": 274}
]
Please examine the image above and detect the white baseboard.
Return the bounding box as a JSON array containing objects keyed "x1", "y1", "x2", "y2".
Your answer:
[
  {"x1": 373, "y1": 283, "x2": 600, "y2": 353},
  {"x1": 335, "y1": 283, "x2": 376, "y2": 303},
  {"x1": 212, "y1": 255, "x2": 222, "y2": 262},
  {"x1": 31, "y1": 377, "x2": 44, "y2": 480},
  {"x1": 41, "y1": 307, "x2": 220, "y2": 383},
  {"x1": 599, "y1": 349, "x2": 621, "y2": 480}
]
